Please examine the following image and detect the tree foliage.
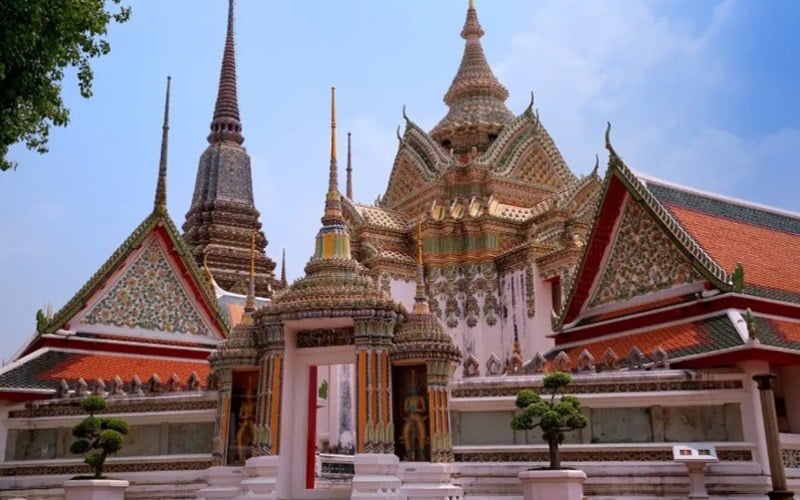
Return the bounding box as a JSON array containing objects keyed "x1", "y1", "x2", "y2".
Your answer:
[
  {"x1": 70, "y1": 395, "x2": 131, "y2": 479},
  {"x1": 0, "y1": 0, "x2": 131, "y2": 171},
  {"x1": 511, "y1": 371, "x2": 588, "y2": 470}
]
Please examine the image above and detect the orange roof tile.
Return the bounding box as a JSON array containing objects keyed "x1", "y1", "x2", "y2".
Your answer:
[
  {"x1": 580, "y1": 294, "x2": 693, "y2": 325},
  {"x1": 41, "y1": 353, "x2": 209, "y2": 387},
  {"x1": 557, "y1": 315, "x2": 743, "y2": 367},
  {"x1": 667, "y1": 204, "x2": 800, "y2": 295}
]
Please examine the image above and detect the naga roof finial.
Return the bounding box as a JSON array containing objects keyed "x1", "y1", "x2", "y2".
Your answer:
[
  {"x1": 402, "y1": 104, "x2": 409, "y2": 122},
  {"x1": 154, "y1": 76, "x2": 170, "y2": 215},
  {"x1": 208, "y1": 0, "x2": 243, "y2": 145},
  {"x1": 592, "y1": 153, "x2": 600, "y2": 176},
  {"x1": 604, "y1": 121, "x2": 619, "y2": 159},
  {"x1": 527, "y1": 91, "x2": 535, "y2": 113},
  {"x1": 346, "y1": 131, "x2": 353, "y2": 199}
]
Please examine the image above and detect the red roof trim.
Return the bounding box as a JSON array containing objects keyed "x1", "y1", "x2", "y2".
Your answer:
[
  {"x1": 563, "y1": 175, "x2": 627, "y2": 324},
  {"x1": 154, "y1": 225, "x2": 227, "y2": 338},
  {"x1": 28, "y1": 336, "x2": 213, "y2": 361},
  {"x1": 556, "y1": 294, "x2": 800, "y2": 346}
]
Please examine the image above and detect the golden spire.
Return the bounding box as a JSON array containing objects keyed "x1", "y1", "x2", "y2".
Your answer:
[
  {"x1": 346, "y1": 131, "x2": 353, "y2": 199},
  {"x1": 330, "y1": 87, "x2": 337, "y2": 163},
  {"x1": 154, "y1": 76, "x2": 170, "y2": 215},
  {"x1": 413, "y1": 220, "x2": 429, "y2": 313},
  {"x1": 417, "y1": 220, "x2": 423, "y2": 265},
  {"x1": 469, "y1": 0, "x2": 475, "y2": 9},
  {"x1": 321, "y1": 86, "x2": 345, "y2": 226}
]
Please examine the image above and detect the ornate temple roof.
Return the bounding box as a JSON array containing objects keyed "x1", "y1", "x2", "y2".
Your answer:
[
  {"x1": 392, "y1": 234, "x2": 461, "y2": 363},
  {"x1": 183, "y1": 0, "x2": 279, "y2": 297},
  {"x1": 42, "y1": 78, "x2": 229, "y2": 340},
  {"x1": 258, "y1": 89, "x2": 402, "y2": 322},
  {"x1": 430, "y1": 0, "x2": 514, "y2": 152}
]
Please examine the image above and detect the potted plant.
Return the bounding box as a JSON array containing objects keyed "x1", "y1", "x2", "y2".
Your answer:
[
  {"x1": 511, "y1": 371, "x2": 589, "y2": 500},
  {"x1": 63, "y1": 395, "x2": 131, "y2": 500}
]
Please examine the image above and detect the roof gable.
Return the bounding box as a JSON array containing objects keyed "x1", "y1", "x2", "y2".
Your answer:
[
  {"x1": 77, "y1": 234, "x2": 215, "y2": 337},
  {"x1": 558, "y1": 127, "x2": 732, "y2": 327},
  {"x1": 587, "y1": 196, "x2": 705, "y2": 309},
  {"x1": 43, "y1": 212, "x2": 229, "y2": 342}
]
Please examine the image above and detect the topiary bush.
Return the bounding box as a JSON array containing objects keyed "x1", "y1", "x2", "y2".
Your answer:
[
  {"x1": 511, "y1": 371, "x2": 588, "y2": 470},
  {"x1": 70, "y1": 395, "x2": 131, "y2": 479}
]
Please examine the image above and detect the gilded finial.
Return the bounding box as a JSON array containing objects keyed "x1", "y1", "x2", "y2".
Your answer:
[
  {"x1": 330, "y1": 86, "x2": 337, "y2": 162},
  {"x1": 346, "y1": 131, "x2": 353, "y2": 199},
  {"x1": 320, "y1": 85, "x2": 347, "y2": 229},
  {"x1": 469, "y1": 0, "x2": 475, "y2": 10},
  {"x1": 413, "y1": 220, "x2": 428, "y2": 314},
  {"x1": 154, "y1": 76, "x2": 171, "y2": 215},
  {"x1": 417, "y1": 221, "x2": 423, "y2": 265}
]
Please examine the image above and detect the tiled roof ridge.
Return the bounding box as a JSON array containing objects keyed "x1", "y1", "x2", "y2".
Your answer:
[
  {"x1": 645, "y1": 177, "x2": 800, "y2": 236},
  {"x1": 641, "y1": 173, "x2": 800, "y2": 222},
  {"x1": 554, "y1": 311, "x2": 733, "y2": 353},
  {"x1": 605, "y1": 128, "x2": 730, "y2": 288}
]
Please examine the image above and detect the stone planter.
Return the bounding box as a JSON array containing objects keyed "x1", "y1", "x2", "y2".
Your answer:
[
  {"x1": 518, "y1": 469, "x2": 586, "y2": 500},
  {"x1": 63, "y1": 479, "x2": 129, "y2": 500}
]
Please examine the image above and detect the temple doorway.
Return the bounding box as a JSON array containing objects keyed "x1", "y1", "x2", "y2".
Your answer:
[
  {"x1": 278, "y1": 325, "x2": 356, "y2": 499},
  {"x1": 310, "y1": 363, "x2": 356, "y2": 489}
]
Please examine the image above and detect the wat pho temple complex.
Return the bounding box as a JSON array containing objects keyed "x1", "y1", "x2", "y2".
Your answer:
[{"x1": 1, "y1": 1, "x2": 799, "y2": 499}]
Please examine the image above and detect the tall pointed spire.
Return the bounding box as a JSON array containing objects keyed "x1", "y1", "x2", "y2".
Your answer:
[
  {"x1": 183, "y1": 0, "x2": 278, "y2": 298},
  {"x1": 280, "y1": 248, "x2": 287, "y2": 286},
  {"x1": 208, "y1": 0, "x2": 243, "y2": 145},
  {"x1": 322, "y1": 86, "x2": 345, "y2": 226},
  {"x1": 346, "y1": 131, "x2": 353, "y2": 199},
  {"x1": 413, "y1": 221, "x2": 430, "y2": 314},
  {"x1": 430, "y1": 0, "x2": 513, "y2": 153},
  {"x1": 154, "y1": 76, "x2": 171, "y2": 215},
  {"x1": 314, "y1": 87, "x2": 351, "y2": 260}
]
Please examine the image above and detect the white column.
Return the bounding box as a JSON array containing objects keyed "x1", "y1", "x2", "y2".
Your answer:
[{"x1": 738, "y1": 360, "x2": 771, "y2": 474}]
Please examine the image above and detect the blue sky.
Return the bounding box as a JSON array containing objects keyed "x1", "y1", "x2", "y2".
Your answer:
[{"x1": 1, "y1": 0, "x2": 798, "y2": 363}]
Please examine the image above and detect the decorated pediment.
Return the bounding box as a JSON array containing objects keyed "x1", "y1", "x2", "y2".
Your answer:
[
  {"x1": 74, "y1": 233, "x2": 220, "y2": 339},
  {"x1": 587, "y1": 198, "x2": 704, "y2": 309}
]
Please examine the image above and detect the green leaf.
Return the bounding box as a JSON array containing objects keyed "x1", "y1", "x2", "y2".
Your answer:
[
  {"x1": 101, "y1": 418, "x2": 131, "y2": 435},
  {"x1": 98, "y1": 429, "x2": 124, "y2": 453},
  {"x1": 69, "y1": 439, "x2": 91, "y2": 455},
  {"x1": 515, "y1": 389, "x2": 540, "y2": 409},
  {"x1": 543, "y1": 372, "x2": 572, "y2": 391},
  {"x1": 82, "y1": 395, "x2": 107, "y2": 414}
]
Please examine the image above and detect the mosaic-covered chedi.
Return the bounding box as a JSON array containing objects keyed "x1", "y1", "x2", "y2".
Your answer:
[{"x1": 1, "y1": 1, "x2": 799, "y2": 499}]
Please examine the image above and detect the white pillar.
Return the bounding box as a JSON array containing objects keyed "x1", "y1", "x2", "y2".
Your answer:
[{"x1": 738, "y1": 360, "x2": 771, "y2": 474}]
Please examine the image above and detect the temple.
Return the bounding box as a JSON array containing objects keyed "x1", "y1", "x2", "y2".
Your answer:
[{"x1": 1, "y1": 1, "x2": 799, "y2": 499}]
